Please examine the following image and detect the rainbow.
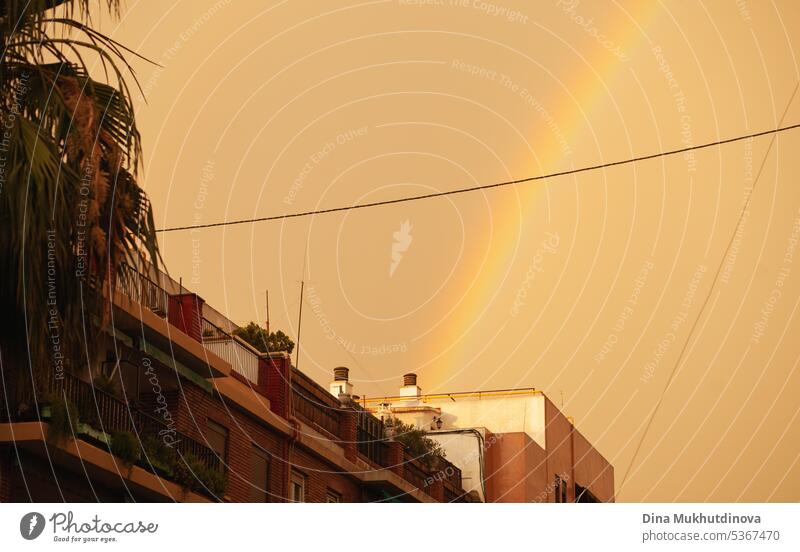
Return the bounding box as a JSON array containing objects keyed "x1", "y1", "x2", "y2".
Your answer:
[{"x1": 420, "y1": 5, "x2": 662, "y2": 389}]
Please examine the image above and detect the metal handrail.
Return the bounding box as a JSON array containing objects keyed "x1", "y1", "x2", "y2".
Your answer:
[
  {"x1": 291, "y1": 384, "x2": 341, "y2": 437},
  {"x1": 200, "y1": 318, "x2": 260, "y2": 383},
  {"x1": 357, "y1": 410, "x2": 387, "y2": 467},
  {"x1": 360, "y1": 387, "x2": 540, "y2": 404},
  {"x1": 15, "y1": 372, "x2": 221, "y2": 472},
  {"x1": 117, "y1": 264, "x2": 169, "y2": 317}
]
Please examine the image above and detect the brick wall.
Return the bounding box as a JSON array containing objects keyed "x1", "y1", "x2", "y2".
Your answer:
[
  {"x1": 172, "y1": 382, "x2": 283, "y2": 502},
  {"x1": 338, "y1": 409, "x2": 357, "y2": 461},
  {"x1": 262, "y1": 354, "x2": 289, "y2": 417},
  {"x1": 289, "y1": 445, "x2": 360, "y2": 503},
  {"x1": 386, "y1": 440, "x2": 404, "y2": 477},
  {"x1": 168, "y1": 293, "x2": 204, "y2": 342},
  {"x1": 171, "y1": 375, "x2": 361, "y2": 502}
]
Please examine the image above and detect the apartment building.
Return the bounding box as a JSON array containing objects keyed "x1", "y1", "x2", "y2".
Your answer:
[
  {"x1": 361, "y1": 374, "x2": 615, "y2": 503},
  {"x1": 0, "y1": 267, "x2": 469, "y2": 503}
]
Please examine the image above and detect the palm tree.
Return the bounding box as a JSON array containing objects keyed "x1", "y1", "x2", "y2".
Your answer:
[{"x1": 0, "y1": 1, "x2": 159, "y2": 393}]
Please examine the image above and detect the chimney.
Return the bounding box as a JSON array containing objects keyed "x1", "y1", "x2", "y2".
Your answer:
[
  {"x1": 329, "y1": 366, "x2": 353, "y2": 400},
  {"x1": 400, "y1": 372, "x2": 421, "y2": 399},
  {"x1": 334, "y1": 367, "x2": 349, "y2": 381}
]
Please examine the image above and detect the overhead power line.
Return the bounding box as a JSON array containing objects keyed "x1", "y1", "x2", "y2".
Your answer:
[
  {"x1": 617, "y1": 82, "x2": 800, "y2": 497},
  {"x1": 156, "y1": 122, "x2": 800, "y2": 233}
]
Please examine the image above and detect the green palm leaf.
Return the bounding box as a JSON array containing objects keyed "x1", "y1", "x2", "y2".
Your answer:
[{"x1": 0, "y1": 0, "x2": 158, "y2": 391}]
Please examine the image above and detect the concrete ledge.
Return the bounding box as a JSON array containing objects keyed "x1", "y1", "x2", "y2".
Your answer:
[
  {"x1": 0, "y1": 422, "x2": 210, "y2": 503},
  {"x1": 113, "y1": 291, "x2": 231, "y2": 379}
]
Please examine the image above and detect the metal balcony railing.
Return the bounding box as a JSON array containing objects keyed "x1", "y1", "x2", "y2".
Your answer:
[
  {"x1": 200, "y1": 318, "x2": 260, "y2": 384},
  {"x1": 12, "y1": 372, "x2": 220, "y2": 473},
  {"x1": 117, "y1": 264, "x2": 169, "y2": 318},
  {"x1": 291, "y1": 385, "x2": 342, "y2": 438},
  {"x1": 356, "y1": 409, "x2": 387, "y2": 467}
]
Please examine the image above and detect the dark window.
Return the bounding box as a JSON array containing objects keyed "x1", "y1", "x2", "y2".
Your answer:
[
  {"x1": 554, "y1": 475, "x2": 568, "y2": 503},
  {"x1": 250, "y1": 446, "x2": 270, "y2": 502},
  {"x1": 207, "y1": 420, "x2": 228, "y2": 471},
  {"x1": 326, "y1": 489, "x2": 341, "y2": 503},
  {"x1": 290, "y1": 470, "x2": 306, "y2": 503}
]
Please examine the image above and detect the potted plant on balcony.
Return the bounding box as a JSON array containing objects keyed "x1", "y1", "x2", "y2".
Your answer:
[
  {"x1": 44, "y1": 393, "x2": 80, "y2": 443},
  {"x1": 109, "y1": 430, "x2": 142, "y2": 467},
  {"x1": 383, "y1": 416, "x2": 446, "y2": 471},
  {"x1": 141, "y1": 435, "x2": 177, "y2": 475},
  {"x1": 173, "y1": 454, "x2": 227, "y2": 500}
]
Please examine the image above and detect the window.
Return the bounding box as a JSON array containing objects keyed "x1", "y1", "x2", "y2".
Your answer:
[
  {"x1": 326, "y1": 489, "x2": 341, "y2": 503},
  {"x1": 554, "y1": 475, "x2": 568, "y2": 503},
  {"x1": 290, "y1": 470, "x2": 306, "y2": 503},
  {"x1": 207, "y1": 420, "x2": 228, "y2": 471},
  {"x1": 250, "y1": 446, "x2": 270, "y2": 502}
]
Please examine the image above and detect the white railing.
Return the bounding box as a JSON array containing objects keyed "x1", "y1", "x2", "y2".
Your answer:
[{"x1": 201, "y1": 318, "x2": 260, "y2": 384}]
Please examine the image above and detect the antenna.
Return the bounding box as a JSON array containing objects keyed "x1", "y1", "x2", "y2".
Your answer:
[
  {"x1": 265, "y1": 289, "x2": 270, "y2": 335},
  {"x1": 295, "y1": 235, "x2": 310, "y2": 370},
  {"x1": 295, "y1": 281, "x2": 304, "y2": 370}
]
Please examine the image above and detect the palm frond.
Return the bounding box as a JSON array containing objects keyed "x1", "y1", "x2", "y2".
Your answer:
[{"x1": 0, "y1": 1, "x2": 158, "y2": 388}]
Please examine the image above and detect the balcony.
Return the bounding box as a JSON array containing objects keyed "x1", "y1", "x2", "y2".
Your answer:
[
  {"x1": 117, "y1": 264, "x2": 169, "y2": 319},
  {"x1": 291, "y1": 383, "x2": 342, "y2": 438},
  {"x1": 200, "y1": 318, "x2": 260, "y2": 384},
  {"x1": 113, "y1": 264, "x2": 229, "y2": 379},
  {"x1": 356, "y1": 408, "x2": 388, "y2": 467},
  {"x1": 403, "y1": 453, "x2": 431, "y2": 494},
  {"x1": 438, "y1": 456, "x2": 463, "y2": 490},
  {"x1": 3, "y1": 372, "x2": 221, "y2": 498}
]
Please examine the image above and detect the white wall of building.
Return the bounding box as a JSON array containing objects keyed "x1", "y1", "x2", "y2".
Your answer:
[
  {"x1": 428, "y1": 429, "x2": 487, "y2": 501},
  {"x1": 423, "y1": 394, "x2": 546, "y2": 449}
]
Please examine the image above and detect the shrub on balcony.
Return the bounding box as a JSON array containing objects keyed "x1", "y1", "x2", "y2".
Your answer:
[
  {"x1": 383, "y1": 416, "x2": 446, "y2": 471},
  {"x1": 141, "y1": 435, "x2": 177, "y2": 471},
  {"x1": 202, "y1": 467, "x2": 228, "y2": 497},
  {"x1": 109, "y1": 431, "x2": 141, "y2": 465},
  {"x1": 232, "y1": 322, "x2": 295, "y2": 354},
  {"x1": 173, "y1": 453, "x2": 227, "y2": 498},
  {"x1": 45, "y1": 394, "x2": 79, "y2": 443}
]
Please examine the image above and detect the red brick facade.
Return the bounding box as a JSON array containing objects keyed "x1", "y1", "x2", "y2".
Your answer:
[
  {"x1": 168, "y1": 293, "x2": 205, "y2": 342},
  {"x1": 0, "y1": 273, "x2": 469, "y2": 503}
]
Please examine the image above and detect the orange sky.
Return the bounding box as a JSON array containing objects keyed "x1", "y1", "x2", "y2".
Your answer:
[{"x1": 89, "y1": 0, "x2": 800, "y2": 501}]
